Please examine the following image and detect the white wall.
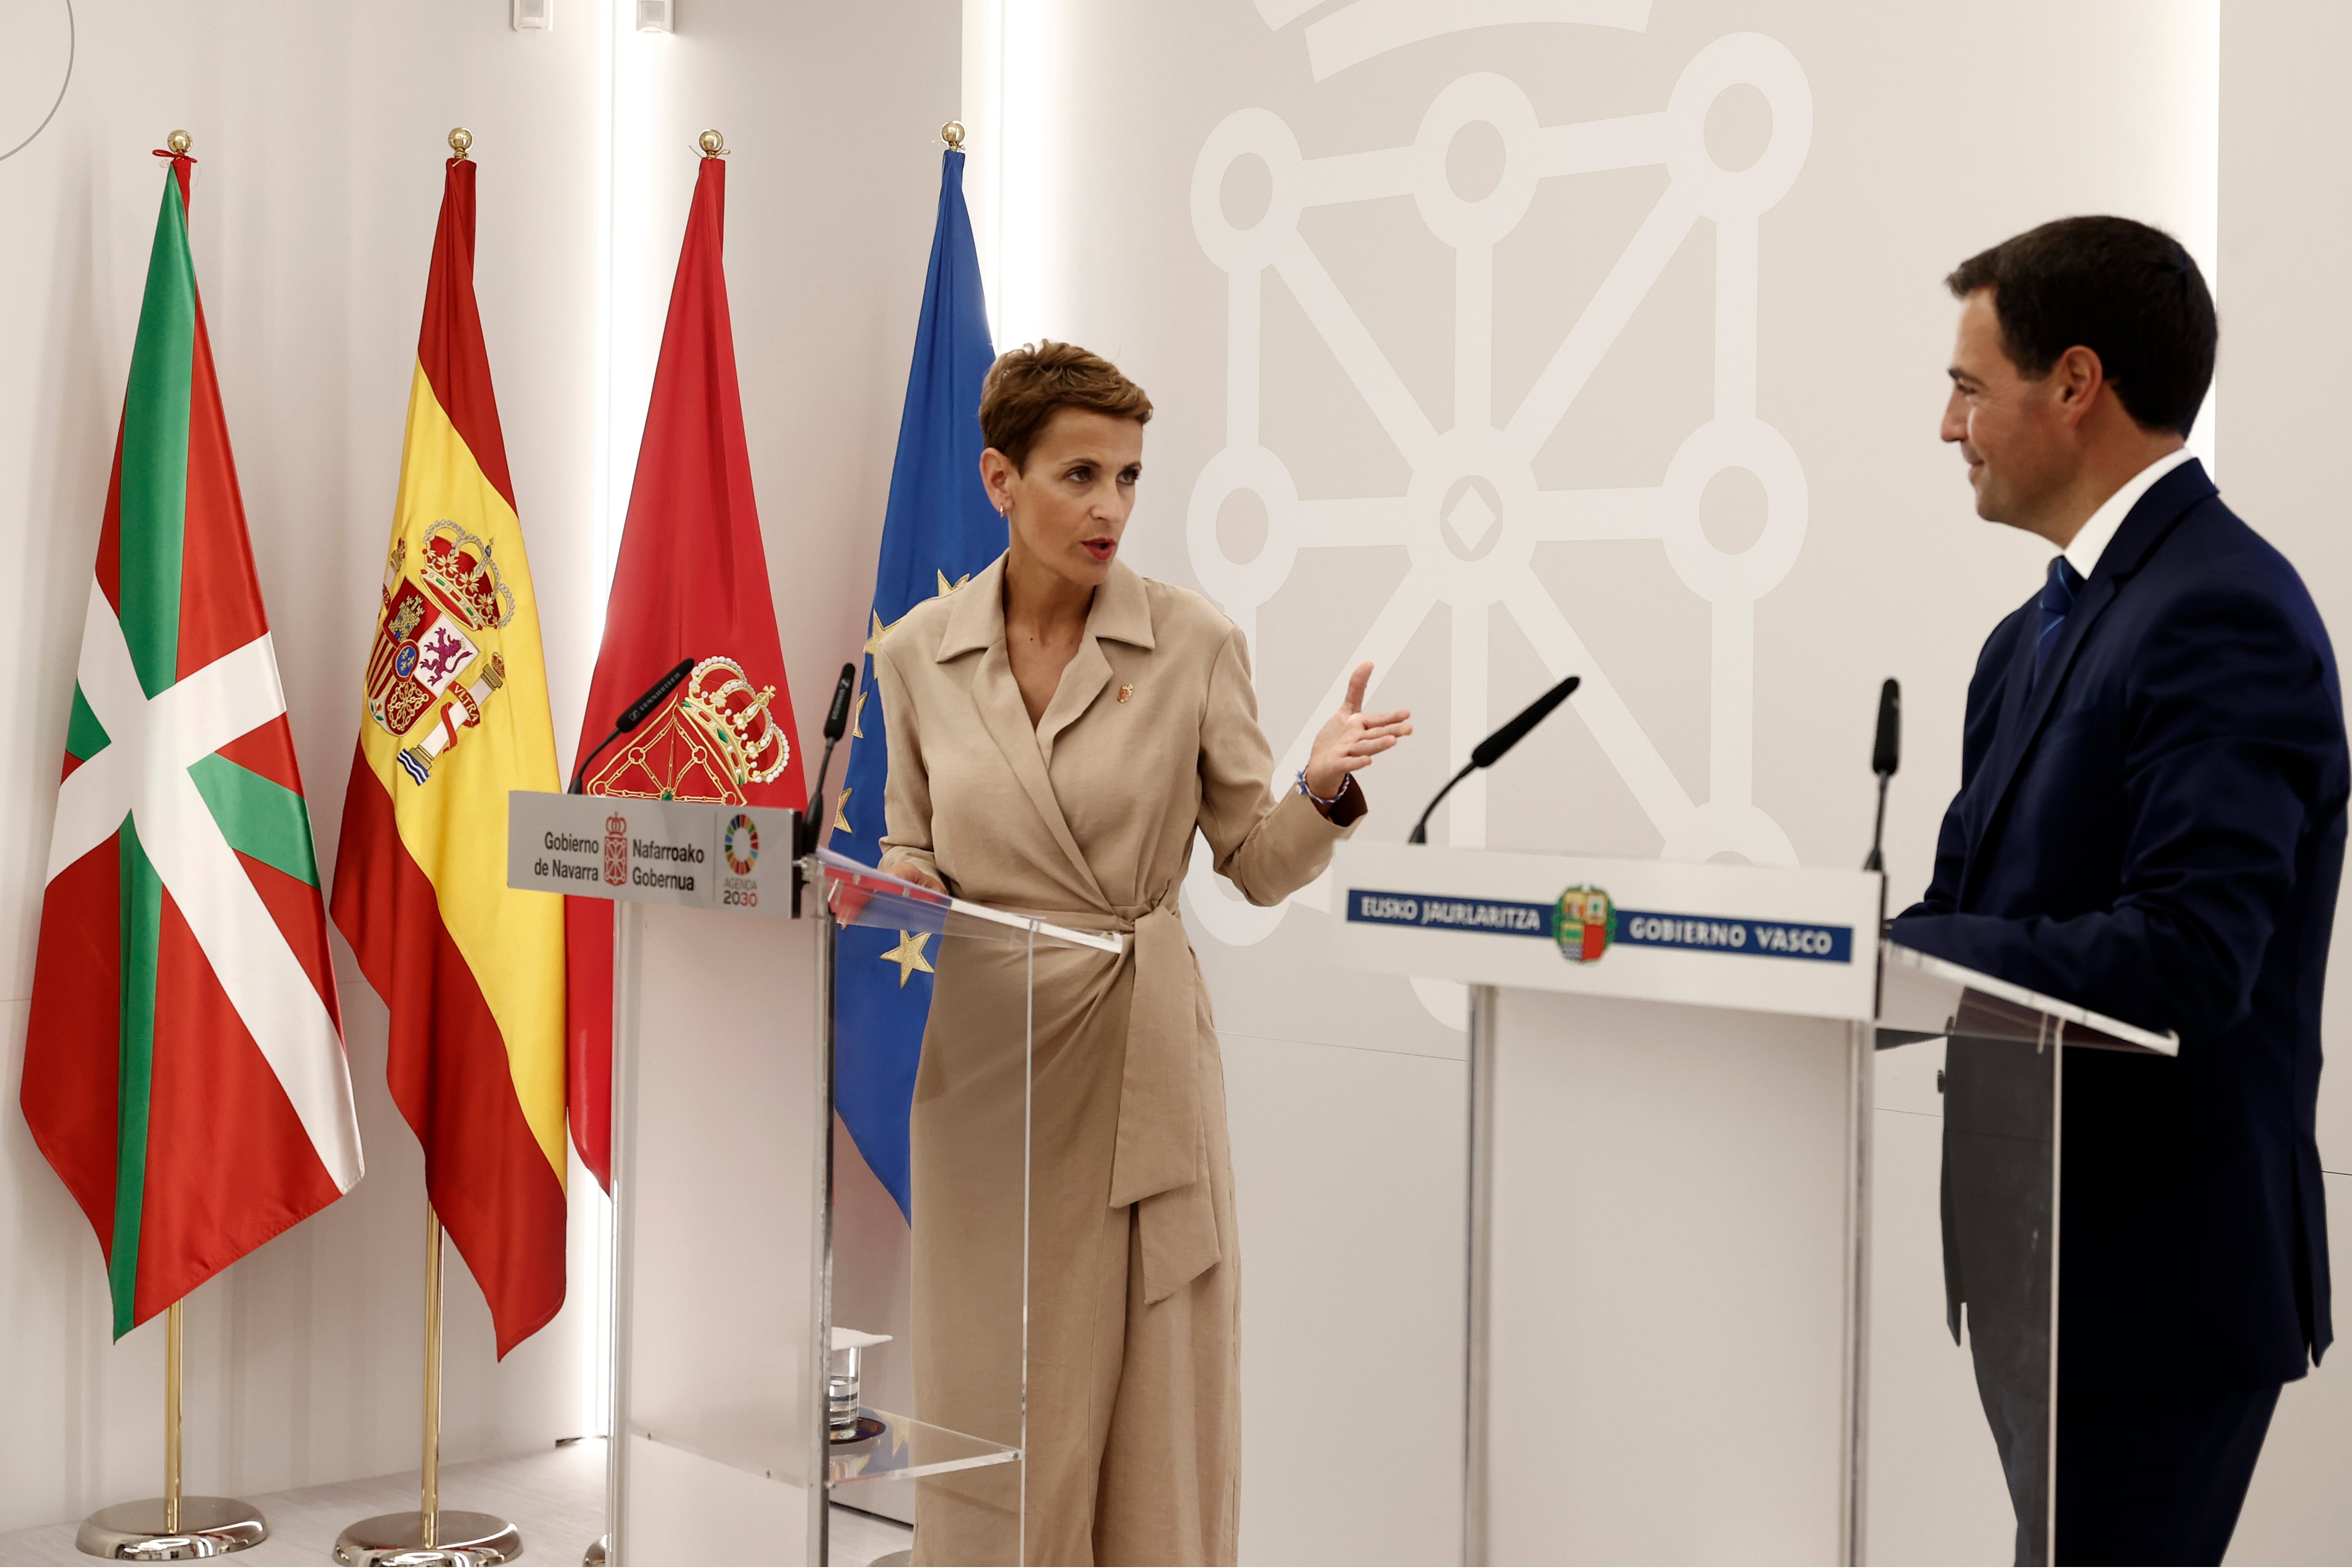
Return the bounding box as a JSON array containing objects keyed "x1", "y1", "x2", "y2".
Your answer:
[
  {"x1": 2213, "y1": 5, "x2": 2352, "y2": 1559},
  {"x1": 959, "y1": 0, "x2": 2341, "y2": 1562},
  {"x1": 0, "y1": 1, "x2": 608, "y2": 1533},
  {"x1": 0, "y1": 0, "x2": 957, "y2": 1540},
  {"x1": 5, "y1": 0, "x2": 2347, "y2": 1558}
]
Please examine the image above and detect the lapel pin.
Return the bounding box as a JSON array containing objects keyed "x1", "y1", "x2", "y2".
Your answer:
[{"x1": 1117, "y1": 684, "x2": 1134, "y2": 703}]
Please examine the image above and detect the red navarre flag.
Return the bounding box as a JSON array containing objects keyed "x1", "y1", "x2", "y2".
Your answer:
[{"x1": 566, "y1": 150, "x2": 807, "y2": 1187}]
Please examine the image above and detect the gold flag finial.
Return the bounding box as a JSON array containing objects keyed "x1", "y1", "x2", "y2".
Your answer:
[
  {"x1": 698, "y1": 128, "x2": 728, "y2": 158},
  {"x1": 447, "y1": 127, "x2": 473, "y2": 160},
  {"x1": 165, "y1": 129, "x2": 192, "y2": 155},
  {"x1": 941, "y1": 121, "x2": 966, "y2": 151}
]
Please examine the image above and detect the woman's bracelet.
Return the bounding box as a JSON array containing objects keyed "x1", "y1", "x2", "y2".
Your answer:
[{"x1": 1296, "y1": 768, "x2": 1351, "y2": 808}]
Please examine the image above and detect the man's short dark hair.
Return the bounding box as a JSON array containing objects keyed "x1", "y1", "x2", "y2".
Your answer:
[{"x1": 1947, "y1": 217, "x2": 2216, "y2": 437}]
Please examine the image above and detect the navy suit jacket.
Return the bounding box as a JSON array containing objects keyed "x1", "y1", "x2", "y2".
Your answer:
[{"x1": 1892, "y1": 459, "x2": 2345, "y2": 1395}]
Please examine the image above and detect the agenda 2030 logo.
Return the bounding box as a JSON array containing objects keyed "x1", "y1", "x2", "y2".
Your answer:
[
  {"x1": 723, "y1": 813, "x2": 759, "y2": 876},
  {"x1": 1557, "y1": 885, "x2": 1614, "y2": 964}
]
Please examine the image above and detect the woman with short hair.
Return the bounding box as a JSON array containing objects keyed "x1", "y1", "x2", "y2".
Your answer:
[{"x1": 872, "y1": 341, "x2": 1411, "y2": 1564}]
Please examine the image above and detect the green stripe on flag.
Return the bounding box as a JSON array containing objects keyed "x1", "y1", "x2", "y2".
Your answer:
[
  {"x1": 118, "y1": 174, "x2": 196, "y2": 700},
  {"x1": 66, "y1": 684, "x2": 110, "y2": 763},
  {"x1": 190, "y1": 753, "x2": 320, "y2": 888},
  {"x1": 111, "y1": 815, "x2": 163, "y2": 1338}
]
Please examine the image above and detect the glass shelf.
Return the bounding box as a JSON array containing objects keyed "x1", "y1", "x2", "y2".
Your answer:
[
  {"x1": 623, "y1": 1404, "x2": 1016, "y2": 1491},
  {"x1": 828, "y1": 1408, "x2": 1020, "y2": 1486},
  {"x1": 626, "y1": 1404, "x2": 808, "y2": 1488},
  {"x1": 819, "y1": 846, "x2": 1121, "y2": 952},
  {"x1": 1876, "y1": 940, "x2": 2177, "y2": 1055}
]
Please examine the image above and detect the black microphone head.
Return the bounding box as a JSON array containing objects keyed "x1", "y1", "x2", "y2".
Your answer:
[
  {"x1": 1470, "y1": 674, "x2": 1580, "y2": 770},
  {"x1": 618, "y1": 656, "x2": 696, "y2": 732},
  {"x1": 823, "y1": 663, "x2": 857, "y2": 741},
  {"x1": 1872, "y1": 677, "x2": 1901, "y2": 777}
]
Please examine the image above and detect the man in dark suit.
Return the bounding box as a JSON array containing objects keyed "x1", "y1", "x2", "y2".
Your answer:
[{"x1": 1893, "y1": 216, "x2": 2346, "y2": 1565}]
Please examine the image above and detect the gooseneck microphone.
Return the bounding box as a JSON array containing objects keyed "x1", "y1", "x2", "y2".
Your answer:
[
  {"x1": 1407, "y1": 674, "x2": 1581, "y2": 845},
  {"x1": 570, "y1": 656, "x2": 697, "y2": 795},
  {"x1": 799, "y1": 663, "x2": 859, "y2": 856},
  {"x1": 1862, "y1": 677, "x2": 1901, "y2": 873}
]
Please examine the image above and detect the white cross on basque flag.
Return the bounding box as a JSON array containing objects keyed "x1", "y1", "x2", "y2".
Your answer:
[{"x1": 48, "y1": 586, "x2": 362, "y2": 1187}]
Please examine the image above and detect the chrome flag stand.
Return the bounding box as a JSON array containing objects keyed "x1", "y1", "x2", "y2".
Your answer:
[
  {"x1": 75, "y1": 1300, "x2": 271, "y2": 1560},
  {"x1": 332, "y1": 1205, "x2": 522, "y2": 1567}
]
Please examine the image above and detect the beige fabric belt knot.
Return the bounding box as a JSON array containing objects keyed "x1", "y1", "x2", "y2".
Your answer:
[{"x1": 1028, "y1": 884, "x2": 1217, "y2": 1304}]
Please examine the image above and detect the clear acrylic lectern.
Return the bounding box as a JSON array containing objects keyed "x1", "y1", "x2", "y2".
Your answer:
[
  {"x1": 1323, "y1": 841, "x2": 2179, "y2": 1566},
  {"x1": 1870, "y1": 941, "x2": 2176, "y2": 1567},
  {"x1": 508, "y1": 796, "x2": 1114, "y2": 1566},
  {"x1": 811, "y1": 849, "x2": 1117, "y2": 1568}
]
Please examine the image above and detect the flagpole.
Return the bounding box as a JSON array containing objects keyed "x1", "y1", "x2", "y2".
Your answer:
[
  {"x1": 423, "y1": 1204, "x2": 445, "y2": 1550},
  {"x1": 72, "y1": 1293, "x2": 271, "y2": 1558},
  {"x1": 334, "y1": 1196, "x2": 523, "y2": 1566},
  {"x1": 165, "y1": 1300, "x2": 183, "y2": 1534}
]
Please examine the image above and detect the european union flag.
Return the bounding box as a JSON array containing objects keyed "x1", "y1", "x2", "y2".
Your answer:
[{"x1": 829, "y1": 148, "x2": 1003, "y2": 1220}]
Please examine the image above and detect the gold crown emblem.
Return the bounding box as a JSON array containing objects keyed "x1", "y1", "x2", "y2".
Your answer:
[
  {"x1": 419, "y1": 520, "x2": 515, "y2": 632},
  {"x1": 679, "y1": 657, "x2": 790, "y2": 788}
]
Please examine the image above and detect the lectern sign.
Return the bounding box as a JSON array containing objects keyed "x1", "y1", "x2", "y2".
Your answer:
[
  {"x1": 1346, "y1": 884, "x2": 1853, "y2": 971},
  {"x1": 1620, "y1": 909, "x2": 1852, "y2": 963},
  {"x1": 1332, "y1": 843, "x2": 1882, "y2": 1022},
  {"x1": 507, "y1": 791, "x2": 789, "y2": 917}
]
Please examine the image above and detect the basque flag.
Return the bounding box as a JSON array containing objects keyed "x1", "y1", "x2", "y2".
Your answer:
[
  {"x1": 24, "y1": 149, "x2": 363, "y2": 1337},
  {"x1": 827, "y1": 148, "x2": 1003, "y2": 1218}
]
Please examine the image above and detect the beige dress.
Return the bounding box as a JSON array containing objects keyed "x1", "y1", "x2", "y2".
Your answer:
[{"x1": 872, "y1": 554, "x2": 1359, "y2": 1566}]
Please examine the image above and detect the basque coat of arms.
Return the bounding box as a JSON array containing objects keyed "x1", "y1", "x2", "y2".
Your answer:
[
  {"x1": 366, "y1": 520, "x2": 515, "y2": 785},
  {"x1": 1556, "y1": 885, "x2": 1616, "y2": 965}
]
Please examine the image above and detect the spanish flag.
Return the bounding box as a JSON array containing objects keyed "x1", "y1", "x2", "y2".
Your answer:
[{"x1": 331, "y1": 150, "x2": 566, "y2": 1355}]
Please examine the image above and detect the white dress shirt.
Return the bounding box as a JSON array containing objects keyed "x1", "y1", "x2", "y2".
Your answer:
[{"x1": 2062, "y1": 446, "x2": 2198, "y2": 581}]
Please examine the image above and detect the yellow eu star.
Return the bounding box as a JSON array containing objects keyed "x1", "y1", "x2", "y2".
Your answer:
[
  {"x1": 937, "y1": 569, "x2": 972, "y2": 597},
  {"x1": 850, "y1": 687, "x2": 866, "y2": 740},
  {"x1": 864, "y1": 609, "x2": 898, "y2": 659},
  {"x1": 881, "y1": 929, "x2": 934, "y2": 986},
  {"x1": 832, "y1": 786, "x2": 853, "y2": 835}
]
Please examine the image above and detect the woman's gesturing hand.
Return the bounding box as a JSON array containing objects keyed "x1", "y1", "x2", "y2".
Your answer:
[{"x1": 1305, "y1": 662, "x2": 1412, "y2": 800}]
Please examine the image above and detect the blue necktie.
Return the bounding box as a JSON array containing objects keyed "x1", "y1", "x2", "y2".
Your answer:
[{"x1": 2032, "y1": 555, "x2": 2084, "y2": 689}]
